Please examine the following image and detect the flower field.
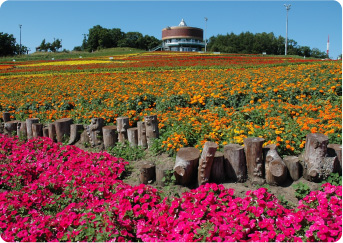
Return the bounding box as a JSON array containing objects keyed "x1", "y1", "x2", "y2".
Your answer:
[
  {"x1": 0, "y1": 52, "x2": 342, "y2": 241},
  {"x1": 0, "y1": 52, "x2": 341, "y2": 156},
  {"x1": 0, "y1": 134, "x2": 342, "y2": 241}
]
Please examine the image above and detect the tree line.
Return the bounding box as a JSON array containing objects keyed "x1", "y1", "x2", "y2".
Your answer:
[
  {"x1": 37, "y1": 39, "x2": 62, "y2": 52},
  {"x1": 0, "y1": 27, "x2": 332, "y2": 58},
  {"x1": 207, "y1": 32, "x2": 328, "y2": 58},
  {"x1": 0, "y1": 32, "x2": 29, "y2": 56},
  {"x1": 73, "y1": 25, "x2": 161, "y2": 52}
]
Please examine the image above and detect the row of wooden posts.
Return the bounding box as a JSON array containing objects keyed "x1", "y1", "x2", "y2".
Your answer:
[
  {"x1": 172, "y1": 136, "x2": 342, "y2": 187},
  {"x1": 1, "y1": 112, "x2": 159, "y2": 149},
  {"x1": 1, "y1": 112, "x2": 342, "y2": 187}
]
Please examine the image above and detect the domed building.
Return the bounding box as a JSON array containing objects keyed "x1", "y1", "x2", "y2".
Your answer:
[{"x1": 162, "y1": 19, "x2": 205, "y2": 52}]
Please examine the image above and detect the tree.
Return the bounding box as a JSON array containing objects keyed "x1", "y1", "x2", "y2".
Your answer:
[
  {"x1": 143, "y1": 35, "x2": 161, "y2": 50},
  {"x1": 109, "y1": 28, "x2": 125, "y2": 47},
  {"x1": 76, "y1": 25, "x2": 160, "y2": 51},
  {"x1": 207, "y1": 31, "x2": 326, "y2": 58},
  {"x1": 0, "y1": 32, "x2": 17, "y2": 56},
  {"x1": 81, "y1": 34, "x2": 88, "y2": 51},
  {"x1": 297, "y1": 46, "x2": 312, "y2": 57},
  {"x1": 311, "y1": 48, "x2": 327, "y2": 59},
  {"x1": 51, "y1": 39, "x2": 62, "y2": 52},
  {"x1": 87, "y1": 25, "x2": 106, "y2": 51},
  {"x1": 286, "y1": 39, "x2": 298, "y2": 55},
  {"x1": 86, "y1": 25, "x2": 124, "y2": 51},
  {"x1": 119, "y1": 32, "x2": 143, "y2": 48},
  {"x1": 38, "y1": 38, "x2": 62, "y2": 52},
  {"x1": 39, "y1": 39, "x2": 49, "y2": 52},
  {"x1": 15, "y1": 44, "x2": 28, "y2": 55}
]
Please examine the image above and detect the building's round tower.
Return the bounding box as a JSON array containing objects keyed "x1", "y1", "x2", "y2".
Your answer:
[{"x1": 162, "y1": 19, "x2": 205, "y2": 52}]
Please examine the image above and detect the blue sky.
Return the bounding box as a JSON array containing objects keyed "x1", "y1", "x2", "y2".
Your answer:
[{"x1": 0, "y1": 0, "x2": 342, "y2": 58}]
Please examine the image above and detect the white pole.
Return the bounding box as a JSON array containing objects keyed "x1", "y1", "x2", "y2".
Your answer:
[
  {"x1": 19, "y1": 24, "x2": 22, "y2": 55},
  {"x1": 204, "y1": 17, "x2": 208, "y2": 52},
  {"x1": 284, "y1": 4, "x2": 291, "y2": 55}
]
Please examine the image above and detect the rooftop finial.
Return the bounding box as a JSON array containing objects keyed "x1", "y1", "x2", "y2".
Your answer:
[{"x1": 179, "y1": 19, "x2": 187, "y2": 26}]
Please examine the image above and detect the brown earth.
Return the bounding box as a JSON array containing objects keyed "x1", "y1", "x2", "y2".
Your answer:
[
  {"x1": 75, "y1": 142, "x2": 321, "y2": 208},
  {"x1": 126, "y1": 151, "x2": 320, "y2": 208}
]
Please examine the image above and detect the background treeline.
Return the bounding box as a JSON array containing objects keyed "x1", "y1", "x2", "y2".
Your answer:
[
  {"x1": 0, "y1": 27, "x2": 331, "y2": 58},
  {"x1": 73, "y1": 25, "x2": 161, "y2": 52},
  {"x1": 207, "y1": 32, "x2": 327, "y2": 58},
  {"x1": 0, "y1": 32, "x2": 29, "y2": 56},
  {"x1": 37, "y1": 39, "x2": 62, "y2": 52}
]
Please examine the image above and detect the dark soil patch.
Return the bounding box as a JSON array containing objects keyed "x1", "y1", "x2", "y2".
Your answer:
[{"x1": 74, "y1": 143, "x2": 322, "y2": 207}]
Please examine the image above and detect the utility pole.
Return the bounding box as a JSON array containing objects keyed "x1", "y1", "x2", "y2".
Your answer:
[
  {"x1": 204, "y1": 17, "x2": 208, "y2": 52},
  {"x1": 19, "y1": 24, "x2": 22, "y2": 55},
  {"x1": 327, "y1": 35, "x2": 330, "y2": 58},
  {"x1": 284, "y1": 4, "x2": 291, "y2": 55}
]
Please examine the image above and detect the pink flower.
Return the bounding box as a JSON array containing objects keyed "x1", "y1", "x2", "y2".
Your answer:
[
  {"x1": 276, "y1": 234, "x2": 285, "y2": 241},
  {"x1": 268, "y1": 230, "x2": 276, "y2": 239}
]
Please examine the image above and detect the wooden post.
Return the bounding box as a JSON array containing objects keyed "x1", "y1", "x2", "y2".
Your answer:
[
  {"x1": 210, "y1": 151, "x2": 226, "y2": 184},
  {"x1": 127, "y1": 127, "x2": 138, "y2": 147},
  {"x1": 4, "y1": 121, "x2": 18, "y2": 137},
  {"x1": 43, "y1": 127, "x2": 49, "y2": 137},
  {"x1": 137, "y1": 121, "x2": 148, "y2": 148},
  {"x1": 145, "y1": 115, "x2": 159, "y2": 148},
  {"x1": 26, "y1": 118, "x2": 39, "y2": 140},
  {"x1": 156, "y1": 160, "x2": 175, "y2": 187},
  {"x1": 284, "y1": 156, "x2": 301, "y2": 181},
  {"x1": 156, "y1": 168, "x2": 172, "y2": 187},
  {"x1": 54, "y1": 118, "x2": 73, "y2": 143},
  {"x1": 139, "y1": 161, "x2": 156, "y2": 184},
  {"x1": 174, "y1": 147, "x2": 200, "y2": 186},
  {"x1": 102, "y1": 125, "x2": 118, "y2": 149},
  {"x1": 80, "y1": 130, "x2": 90, "y2": 144},
  {"x1": 86, "y1": 118, "x2": 104, "y2": 147},
  {"x1": 116, "y1": 117, "x2": 129, "y2": 143},
  {"x1": 303, "y1": 133, "x2": 328, "y2": 181},
  {"x1": 264, "y1": 144, "x2": 287, "y2": 185},
  {"x1": 321, "y1": 157, "x2": 340, "y2": 179},
  {"x1": 328, "y1": 144, "x2": 342, "y2": 175},
  {"x1": 32, "y1": 123, "x2": 43, "y2": 138},
  {"x1": 17, "y1": 121, "x2": 27, "y2": 139},
  {"x1": 244, "y1": 137, "x2": 265, "y2": 185},
  {"x1": 68, "y1": 124, "x2": 84, "y2": 145},
  {"x1": 48, "y1": 123, "x2": 57, "y2": 142},
  {"x1": 2, "y1": 112, "x2": 10, "y2": 123},
  {"x1": 223, "y1": 144, "x2": 246, "y2": 182},
  {"x1": 198, "y1": 141, "x2": 218, "y2": 186}
]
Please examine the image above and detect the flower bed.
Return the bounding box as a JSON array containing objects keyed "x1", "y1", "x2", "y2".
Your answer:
[
  {"x1": 0, "y1": 134, "x2": 341, "y2": 241},
  {"x1": 0, "y1": 53, "x2": 341, "y2": 157}
]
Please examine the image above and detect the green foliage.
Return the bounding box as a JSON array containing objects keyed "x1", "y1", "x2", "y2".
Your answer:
[
  {"x1": 107, "y1": 141, "x2": 145, "y2": 161},
  {"x1": 149, "y1": 137, "x2": 165, "y2": 155},
  {"x1": 194, "y1": 222, "x2": 215, "y2": 240},
  {"x1": 320, "y1": 173, "x2": 342, "y2": 187},
  {"x1": 292, "y1": 182, "x2": 311, "y2": 200},
  {"x1": 208, "y1": 31, "x2": 327, "y2": 58},
  {"x1": 156, "y1": 94, "x2": 190, "y2": 112},
  {"x1": 38, "y1": 38, "x2": 62, "y2": 52},
  {"x1": 125, "y1": 94, "x2": 157, "y2": 113},
  {"x1": 277, "y1": 194, "x2": 295, "y2": 209},
  {"x1": 62, "y1": 134, "x2": 70, "y2": 146},
  {"x1": 84, "y1": 25, "x2": 160, "y2": 52},
  {"x1": 161, "y1": 170, "x2": 176, "y2": 186},
  {"x1": 0, "y1": 32, "x2": 17, "y2": 56}
]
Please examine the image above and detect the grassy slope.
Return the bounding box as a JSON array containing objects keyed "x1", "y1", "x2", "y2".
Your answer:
[{"x1": 0, "y1": 47, "x2": 145, "y2": 63}]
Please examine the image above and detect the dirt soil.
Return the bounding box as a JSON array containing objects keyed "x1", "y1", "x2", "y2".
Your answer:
[
  {"x1": 126, "y1": 151, "x2": 320, "y2": 207},
  {"x1": 75, "y1": 142, "x2": 321, "y2": 208}
]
